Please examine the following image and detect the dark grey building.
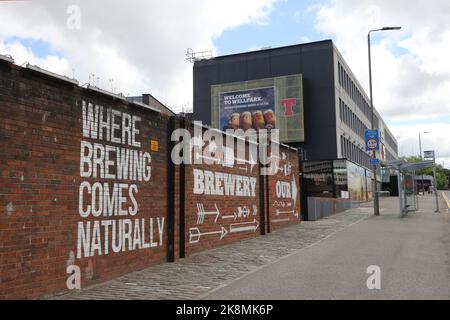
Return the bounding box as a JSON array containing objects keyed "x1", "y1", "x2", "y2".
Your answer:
[
  {"x1": 127, "y1": 93, "x2": 175, "y2": 116},
  {"x1": 193, "y1": 39, "x2": 398, "y2": 168}
]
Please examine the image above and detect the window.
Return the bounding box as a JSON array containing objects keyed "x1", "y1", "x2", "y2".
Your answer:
[
  {"x1": 344, "y1": 104, "x2": 348, "y2": 126},
  {"x1": 351, "y1": 111, "x2": 355, "y2": 131},
  {"x1": 346, "y1": 73, "x2": 349, "y2": 93}
]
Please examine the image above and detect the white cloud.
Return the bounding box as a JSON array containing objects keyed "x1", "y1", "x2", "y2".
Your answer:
[
  {"x1": 312, "y1": 0, "x2": 450, "y2": 119},
  {"x1": 391, "y1": 124, "x2": 450, "y2": 169},
  {"x1": 0, "y1": 40, "x2": 70, "y2": 76},
  {"x1": 311, "y1": 0, "x2": 450, "y2": 167},
  {"x1": 0, "y1": 0, "x2": 277, "y2": 111}
]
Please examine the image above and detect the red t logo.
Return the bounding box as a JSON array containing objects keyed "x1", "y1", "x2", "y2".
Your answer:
[{"x1": 281, "y1": 98, "x2": 296, "y2": 117}]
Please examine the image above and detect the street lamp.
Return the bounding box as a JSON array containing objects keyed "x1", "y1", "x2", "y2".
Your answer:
[
  {"x1": 419, "y1": 131, "x2": 431, "y2": 195},
  {"x1": 368, "y1": 26, "x2": 402, "y2": 216}
]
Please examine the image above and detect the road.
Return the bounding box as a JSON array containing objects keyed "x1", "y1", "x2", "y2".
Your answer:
[
  {"x1": 54, "y1": 195, "x2": 449, "y2": 300},
  {"x1": 442, "y1": 191, "x2": 450, "y2": 210},
  {"x1": 204, "y1": 196, "x2": 450, "y2": 300}
]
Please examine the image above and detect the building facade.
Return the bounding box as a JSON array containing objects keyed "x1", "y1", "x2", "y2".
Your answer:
[
  {"x1": 193, "y1": 40, "x2": 398, "y2": 168},
  {"x1": 127, "y1": 93, "x2": 175, "y2": 116}
]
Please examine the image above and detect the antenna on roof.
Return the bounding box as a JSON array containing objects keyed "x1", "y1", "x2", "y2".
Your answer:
[
  {"x1": 109, "y1": 78, "x2": 115, "y2": 93},
  {"x1": 186, "y1": 48, "x2": 213, "y2": 63},
  {"x1": 25, "y1": 63, "x2": 79, "y2": 85}
]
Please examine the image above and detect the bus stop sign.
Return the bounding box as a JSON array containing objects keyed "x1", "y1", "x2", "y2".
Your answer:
[{"x1": 365, "y1": 130, "x2": 380, "y2": 151}]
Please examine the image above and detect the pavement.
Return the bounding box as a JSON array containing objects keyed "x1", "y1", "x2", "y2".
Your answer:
[
  {"x1": 204, "y1": 195, "x2": 450, "y2": 300},
  {"x1": 51, "y1": 194, "x2": 450, "y2": 300}
]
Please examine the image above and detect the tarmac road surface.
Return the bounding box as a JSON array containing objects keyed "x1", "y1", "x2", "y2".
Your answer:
[{"x1": 204, "y1": 196, "x2": 450, "y2": 300}]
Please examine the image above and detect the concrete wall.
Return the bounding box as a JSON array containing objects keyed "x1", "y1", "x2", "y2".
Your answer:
[{"x1": 307, "y1": 197, "x2": 352, "y2": 221}]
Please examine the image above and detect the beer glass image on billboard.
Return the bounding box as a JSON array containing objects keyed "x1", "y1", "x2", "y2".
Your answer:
[
  {"x1": 219, "y1": 87, "x2": 275, "y2": 132},
  {"x1": 241, "y1": 111, "x2": 253, "y2": 131},
  {"x1": 264, "y1": 109, "x2": 276, "y2": 131},
  {"x1": 253, "y1": 110, "x2": 266, "y2": 131},
  {"x1": 230, "y1": 113, "x2": 240, "y2": 130}
]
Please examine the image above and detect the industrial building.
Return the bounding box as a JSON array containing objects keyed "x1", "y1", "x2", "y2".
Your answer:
[
  {"x1": 193, "y1": 39, "x2": 398, "y2": 164},
  {"x1": 127, "y1": 93, "x2": 175, "y2": 116},
  {"x1": 192, "y1": 40, "x2": 399, "y2": 217}
]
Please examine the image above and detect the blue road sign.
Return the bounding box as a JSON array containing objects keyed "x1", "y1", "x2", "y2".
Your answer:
[
  {"x1": 369, "y1": 158, "x2": 381, "y2": 166},
  {"x1": 365, "y1": 130, "x2": 380, "y2": 151}
]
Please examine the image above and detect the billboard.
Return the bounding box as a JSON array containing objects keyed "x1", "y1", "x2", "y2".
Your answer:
[
  {"x1": 423, "y1": 151, "x2": 435, "y2": 160},
  {"x1": 219, "y1": 87, "x2": 276, "y2": 132},
  {"x1": 211, "y1": 74, "x2": 305, "y2": 143}
]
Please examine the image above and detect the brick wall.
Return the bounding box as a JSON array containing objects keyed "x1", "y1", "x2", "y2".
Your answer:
[
  {"x1": 267, "y1": 145, "x2": 301, "y2": 232},
  {"x1": 0, "y1": 62, "x2": 169, "y2": 299},
  {"x1": 183, "y1": 126, "x2": 262, "y2": 255},
  {"x1": 0, "y1": 61, "x2": 301, "y2": 299}
]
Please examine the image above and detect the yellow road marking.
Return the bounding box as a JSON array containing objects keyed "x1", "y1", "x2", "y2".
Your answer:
[{"x1": 441, "y1": 192, "x2": 450, "y2": 209}]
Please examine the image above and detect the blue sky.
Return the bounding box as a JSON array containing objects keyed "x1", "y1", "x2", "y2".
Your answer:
[
  {"x1": 213, "y1": 0, "x2": 450, "y2": 166},
  {"x1": 5, "y1": 37, "x2": 59, "y2": 58},
  {"x1": 214, "y1": 0, "x2": 324, "y2": 56},
  {"x1": 11, "y1": 1, "x2": 325, "y2": 59},
  {"x1": 1, "y1": 0, "x2": 449, "y2": 165}
]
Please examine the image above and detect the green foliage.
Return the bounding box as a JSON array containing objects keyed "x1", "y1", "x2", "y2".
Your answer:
[
  {"x1": 400, "y1": 156, "x2": 449, "y2": 189},
  {"x1": 436, "y1": 171, "x2": 447, "y2": 190}
]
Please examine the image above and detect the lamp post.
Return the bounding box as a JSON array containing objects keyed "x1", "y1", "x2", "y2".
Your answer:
[
  {"x1": 368, "y1": 26, "x2": 401, "y2": 216},
  {"x1": 419, "y1": 131, "x2": 430, "y2": 195}
]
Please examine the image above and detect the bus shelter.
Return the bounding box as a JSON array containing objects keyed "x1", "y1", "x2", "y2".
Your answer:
[{"x1": 383, "y1": 160, "x2": 439, "y2": 217}]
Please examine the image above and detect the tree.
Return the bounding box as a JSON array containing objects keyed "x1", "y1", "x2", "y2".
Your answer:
[{"x1": 400, "y1": 156, "x2": 449, "y2": 190}]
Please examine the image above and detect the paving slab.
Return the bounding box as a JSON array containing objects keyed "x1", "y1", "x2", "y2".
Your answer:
[{"x1": 51, "y1": 204, "x2": 370, "y2": 300}]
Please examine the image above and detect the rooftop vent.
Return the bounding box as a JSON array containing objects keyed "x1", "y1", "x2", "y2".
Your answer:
[
  {"x1": 26, "y1": 63, "x2": 79, "y2": 85},
  {"x1": 0, "y1": 54, "x2": 15, "y2": 64}
]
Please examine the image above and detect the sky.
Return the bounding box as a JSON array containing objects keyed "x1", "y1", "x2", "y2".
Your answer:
[{"x1": 0, "y1": 0, "x2": 449, "y2": 167}]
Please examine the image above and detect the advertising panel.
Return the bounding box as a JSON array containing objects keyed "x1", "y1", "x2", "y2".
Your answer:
[
  {"x1": 219, "y1": 87, "x2": 276, "y2": 132},
  {"x1": 211, "y1": 74, "x2": 305, "y2": 143},
  {"x1": 347, "y1": 161, "x2": 368, "y2": 201},
  {"x1": 404, "y1": 174, "x2": 416, "y2": 211},
  {"x1": 424, "y1": 150, "x2": 435, "y2": 160}
]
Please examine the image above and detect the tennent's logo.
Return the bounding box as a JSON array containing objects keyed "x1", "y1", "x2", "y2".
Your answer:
[{"x1": 281, "y1": 98, "x2": 297, "y2": 118}]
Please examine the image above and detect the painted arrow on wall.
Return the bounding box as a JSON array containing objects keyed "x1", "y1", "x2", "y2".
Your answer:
[
  {"x1": 195, "y1": 152, "x2": 221, "y2": 164},
  {"x1": 222, "y1": 205, "x2": 256, "y2": 221},
  {"x1": 196, "y1": 203, "x2": 220, "y2": 224},
  {"x1": 252, "y1": 205, "x2": 258, "y2": 216},
  {"x1": 276, "y1": 209, "x2": 299, "y2": 217},
  {"x1": 291, "y1": 175, "x2": 298, "y2": 208},
  {"x1": 229, "y1": 219, "x2": 259, "y2": 233},
  {"x1": 272, "y1": 218, "x2": 290, "y2": 223},
  {"x1": 222, "y1": 211, "x2": 238, "y2": 221},
  {"x1": 189, "y1": 227, "x2": 228, "y2": 244}
]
